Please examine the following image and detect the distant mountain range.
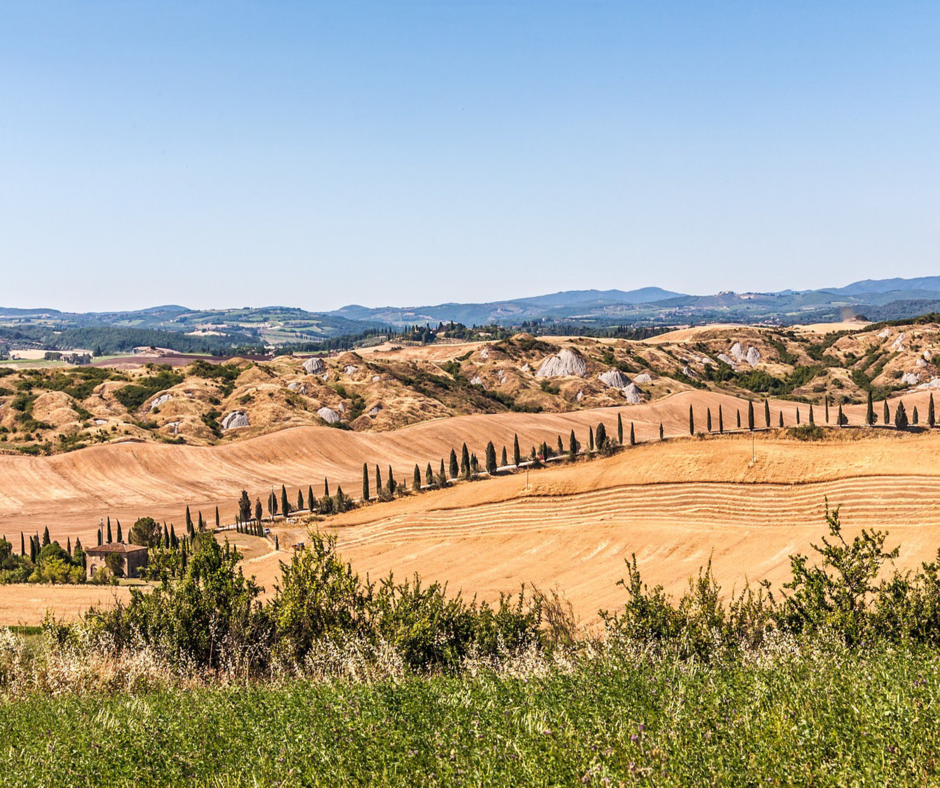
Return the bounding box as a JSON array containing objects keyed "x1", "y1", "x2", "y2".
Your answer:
[
  {"x1": 327, "y1": 276, "x2": 940, "y2": 328},
  {"x1": 2, "y1": 277, "x2": 940, "y2": 353}
]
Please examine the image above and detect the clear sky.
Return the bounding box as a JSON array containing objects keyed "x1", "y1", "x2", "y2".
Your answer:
[{"x1": 1, "y1": 2, "x2": 938, "y2": 312}]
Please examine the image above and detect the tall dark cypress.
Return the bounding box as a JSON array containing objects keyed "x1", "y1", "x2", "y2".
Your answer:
[
  {"x1": 764, "y1": 400, "x2": 771, "y2": 428},
  {"x1": 718, "y1": 405, "x2": 724, "y2": 434},
  {"x1": 513, "y1": 435, "x2": 521, "y2": 466},
  {"x1": 588, "y1": 426, "x2": 595, "y2": 452},
  {"x1": 20, "y1": 532, "x2": 25, "y2": 557},
  {"x1": 501, "y1": 446, "x2": 508, "y2": 466},
  {"x1": 884, "y1": 400, "x2": 890, "y2": 425},
  {"x1": 67, "y1": 537, "x2": 71, "y2": 557},
  {"x1": 485, "y1": 441, "x2": 497, "y2": 474},
  {"x1": 779, "y1": 411, "x2": 784, "y2": 428},
  {"x1": 809, "y1": 405, "x2": 815, "y2": 425},
  {"x1": 747, "y1": 401, "x2": 755, "y2": 431},
  {"x1": 689, "y1": 406, "x2": 695, "y2": 436},
  {"x1": 117, "y1": 521, "x2": 123, "y2": 542},
  {"x1": 617, "y1": 413, "x2": 624, "y2": 444},
  {"x1": 42, "y1": 526, "x2": 50, "y2": 546},
  {"x1": 706, "y1": 408, "x2": 712, "y2": 433},
  {"x1": 736, "y1": 410, "x2": 741, "y2": 429},
  {"x1": 185, "y1": 507, "x2": 193, "y2": 532},
  {"x1": 426, "y1": 463, "x2": 434, "y2": 487},
  {"x1": 323, "y1": 478, "x2": 330, "y2": 498},
  {"x1": 460, "y1": 443, "x2": 470, "y2": 479},
  {"x1": 630, "y1": 423, "x2": 636, "y2": 446},
  {"x1": 281, "y1": 485, "x2": 290, "y2": 517},
  {"x1": 825, "y1": 396, "x2": 831, "y2": 424},
  {"x1": 659, "y1": 423, "x2": 664, "y2": 440},
  {"x1": 930, "y1": 394, "x2": 936, "y2": 428},
  {"x1": 375, "y1": 464, "x2": 382, "y2": 493},
  {"x1": 308, "y1": 486, "x2": 315, "y2": 511},
  {"x1": 297, "y1": 490, "x2": 304, "y2": 512},
  {"x1": 215, "y1": 506, "x2": 220, "y2": 529},
  {"x1": 867, "y1": 390, "x2": 875, "y2": 426},
  {"x1": 362, "y1": 463, "x2": 370, "y2": 501},
  {"x1": 413, "y1": 464, "x2": 422, "y2": 489},
  {"x1": 106, "y1": 520, "x2": 113, "y2": 543},
  {"x1": 387, "y1": 465, "x2": 396, "y2": 494}
]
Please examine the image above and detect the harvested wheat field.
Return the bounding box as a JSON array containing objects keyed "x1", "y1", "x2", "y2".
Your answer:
[
  {"x1": 4, "y1": 389, "x2": 940, "y2": 625},
  {"x1": 0, "y1": 585, "x2": 131, "y2": 627}
]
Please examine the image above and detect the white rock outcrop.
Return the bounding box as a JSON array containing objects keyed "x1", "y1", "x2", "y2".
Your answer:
[
  {"x1": 745, "y1": 346, "x2": 761, "y2": 366},
  {"x1": 535, "y1": 348, "x2": 587, "y2": 378},
  {"x1": 302, "y1": 357, "x2": 325, "y2": 375},
  {"x1": 149, "y1": 393, "x2": 172, "y2": 411},
  {"x1": 598, "y1": 369, "x2": 631, "y2": 390},
  {"x1": 916, "y1": 377, "x2": 940, "y2": 390},
  {"x1": 633, "y1": 372, "x2": 654, "y2": 384},
  {"x1": 479, "y1": 349, "x2": 489, "y2": 360},
  {"x1": 287, "y1": 381, "x2": 306, "y2": 394},
  {"x1": 878, "y1": 328, "x2": 891, "y2": 339},
  {"x1": 221, "y1": 411, "x2": 250, "y2": 431},
  {"x1": 520, "y1": 363, "x2": 531, "y2": 373},
  {"x1": 717, "y1": 353, "x2": 736, "y2": 367},
  {"x1": 344, "y1": 365, "x2": 358, "y2": 375},
  {"x1": 367, "y1": 403, "x2": 383, "y2": 417},
  {"x1": 470, "y1": 375, "x2": 484, "y2": 386},
  {"x1": 622, "y1": 383, "x2": 643, "y2": 404},
  {"x1": 901, "y1": 372, "x2": 921, "y2": 386},
  {"x1": 730, "y1": 342, "x2": 746, "y2": 363},
  {"x1": 317, "y1": 406, "x2": 341, "y2": 424},
  {"x1": 891, "y1": 333, "x2": 906, "y2": 351}
]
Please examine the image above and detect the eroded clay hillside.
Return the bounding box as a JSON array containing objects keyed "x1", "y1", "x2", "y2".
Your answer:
[{"x1": 2, "y1": 321, "x2": 939, "y2": 454}]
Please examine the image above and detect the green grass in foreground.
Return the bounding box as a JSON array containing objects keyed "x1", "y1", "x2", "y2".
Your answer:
[{"x1": 2, "y1": 645, "x2": 939, "y2": 787}]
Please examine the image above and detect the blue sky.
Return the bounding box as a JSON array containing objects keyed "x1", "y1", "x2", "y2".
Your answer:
[{"x1": 1, "y1": 2, "x2": 938, "y2": 311}]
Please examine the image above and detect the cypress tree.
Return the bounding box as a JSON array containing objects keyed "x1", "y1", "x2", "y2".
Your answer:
[
  {"x1": 281, "y1": 485, "x2": 290, "y2": 517},
  {"x1": 588, "y1": 426, "x2": 595, "y2": 452},
  {"x1": 216, "y1": 506, "x2": 220, "y2": 529},
  {"x1": 297, "y1": 490, "x2": 304, "y2": 512},
  {"x1": 67, "y1": 537, "x2": 71, "y2": 557},
  {"x1": 630, "y1": 423, "x2": 636, "y2": 446},
  {"x1": 659, "y1": 423, "x2": 664, "y2": 440},
  {"x1": 718, "y1": 405, "x2": 724, "y2": 434},
  {"x1": 449, "y1": 449, "x2": 459, "y2": 479},
  {"x1": 689, "y1": 406, "x2": 695, "y2": 435},
  {"x1": 42, "y1": 526, "x2": 50, "y2": 546},
  {"x1": 837, "y1": 403, "x2": 845, "y2": 427},
  {"x1": 198, "y1": 511, "x2": 204, "y2": 531},
  {"x1": 185, "y1": 507, "x2": 193, "y2": 532},
  {"x1": 867, "y1": 390, "x2": 875, "y2": 426},
  {"x1": 439, "y1": 459, "x2": 446, "y2": 484},
  {"x1": 706, "y1": 408, "x2": 712, "y2": 433},
  {"x1": 275, "y1": 535, "x2": 279, "y2": 551},
  {"x1": 362, "y1": 463, "x2": 370, "y2": 502},
  {"x1": 485, "y1": 441, "x2": 497, "y2": 474},
  {"x1": 764, "y1": 400, "x2": 771, "y2": 428},
  {"x1": 414, "y1": 464, "x2": 422, "y2": 489},
  {"x1": 117, "y1": 521, "x2": 123, "y2": 542},
  {"x1": 825, "y1": 395, "x2": 831, "y2": 424},
  {"x1": 268, "y1": 490, "x2": 276, "y2": 517},
  {"x1": 895, "y1": 401, "x2": 909, "y2": 430},
  {"x1": 809, "y1": 404, "x2": 815, "y2": 426},
  {"x1": 387, "y1": 465, "x2": 396, "y2": 493},
  {"x1": 163, "y1": 523, "x2": 169, "y2": 547},
  {"x1": 375, "y1": 464, "x2": 382, "y2": 493},
  {"x1": 98, "y1": 527, "x2": 103, "y2": 546},
  {"x1": 568, "y1": 429, "x2": 578, "y2": 461},
  {"x1": 461, "y1": 443, "x2": 471, "y2": 479},
  {"x1": 513, "y1": 434, "x2": 521, "y2": 466},
  {"x1": 913, "y1": 406, "x2": 920, "y2": 425},
  {"x1": 930, "y1": 394, "x2": 936, "y2": 428},
  {"x1": 617, "y1": 413, "x2": 624, "y2": 444},
  {"x1": 323, "y1": 478, "x2": 330, "y2": 498},
  {"x1": 170, "y1": 524, "x2": 177, "y2": 548},
  {"x1": 884, "y1": 401, "x2": 890, "y2": 425},
  {"x1": 30, "y1": 536, "x2": 37, "y2": 563},
  {"x1": 779, "y1": 411, "x2": 784, "y2": 428},
  {"x1": 557, "y1": 435, "x2": 564, "y2": 455},
  {"x1": 426, "y1": 463, "x2": 434, "y2": 487},
  {"x1": 255, "y1": 498, "x2": 263, "y2": 522},
  {"x1": 20, "y1": 532, "x2": 25, "y2": 557},
  {"x1": 596, "y1": 423, "x2": 607, "y2": 451},
  {"x1": 736, "y1": 410, "x2": 741, "y2": 429},
  {"x1": 501, "y1": 446, "x2": 508, "y2": 466},
  {"x1": 747, "y1": 401, "x2": 755, "y2": 431},
  {"x1": 107, "y1": 519, "x2": 112, "y2": 543},
  {"x1": 795, "y1": 408, "x2": 800, "y2": 425}
]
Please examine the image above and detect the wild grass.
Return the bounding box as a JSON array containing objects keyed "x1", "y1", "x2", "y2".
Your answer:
[{"x1": 1, "y1": 636, "x2": 939, "y2": 786}]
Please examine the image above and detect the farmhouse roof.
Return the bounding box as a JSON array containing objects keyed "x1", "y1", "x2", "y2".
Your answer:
[{"x1": 85, "y1": 542, "x2": 149, "y2": 555}]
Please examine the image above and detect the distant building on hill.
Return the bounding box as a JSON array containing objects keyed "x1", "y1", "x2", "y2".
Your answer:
[{"x1": 85, "y1": 543, "x2": 149, "y2": 579}]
